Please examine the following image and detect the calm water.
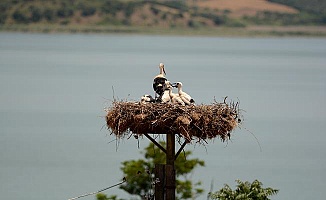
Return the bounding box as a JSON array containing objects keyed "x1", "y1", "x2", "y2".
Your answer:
[{"x1": 0, "y1": 32, "x2": 325, "y2": 200}]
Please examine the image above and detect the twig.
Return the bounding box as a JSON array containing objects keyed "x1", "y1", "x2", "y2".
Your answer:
[
  {"x1": 112, "y1": 86, "x2": 116, "y2": 101},
  {"x1": 244, "y1": 127, "x2": 262, "y2": 152},
  {"x1": 223, "y1": 96, "x2": 228, "y2": 104},
  {"x1": 107, "y1": 138, "x2": 117, "y2": 144},
  {"x1": 68, "y1": 179, "x2": 126, "y2": 200}
]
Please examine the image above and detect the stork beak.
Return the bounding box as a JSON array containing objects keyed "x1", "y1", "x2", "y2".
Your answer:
[{"x1": 163, "y1": 67, "x2": 166, "y2": 75}]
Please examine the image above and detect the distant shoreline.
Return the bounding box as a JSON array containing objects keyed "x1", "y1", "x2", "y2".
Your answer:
[{"x1": 1, "y1": 24, "x2": 326, "y2": 37}]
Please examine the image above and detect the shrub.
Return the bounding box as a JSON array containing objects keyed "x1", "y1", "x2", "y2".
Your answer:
[
  {"x1": 29, "y1": 6, "x2": 42, "y2": 22},
  {"x1": 77, "y1": 2, "x2": 97, "y2": 17},
  {"x1": 0, "y1": 14, "x2": 7, "y2": 24},
  {"x1": 43, "y1": 8, "x2": 55, "y2": 21},
  {"x1": 57, "y1": 7, "x2": 73, "y2": 18},
  {"x1": 209, "y1": 179, "x2": 279, "y2": 200},
  {"x1": 155, "y1": 1, "x2": 187, "y2": 11},
  {"x1": 12, "y1": 10, "x2": 29, "y2": 23},
  {"x1": 101, "y1": 0, "x2": 124, "y2": 15},
  {"x1": 124, "y1": 2, "x2": 137, "y2": 18},
  {"x1": 187, "y1": 19, "x2": 195, "y2": 28},
  {"x1": 81, "y1": 6, "x2": 96, "y2": 17},
  {"x1": 150, "y1": 6, "x2": 160, "y2": 15},
  {"x1": 246, "y1": 11, "x2": 323, "y2": 25}
]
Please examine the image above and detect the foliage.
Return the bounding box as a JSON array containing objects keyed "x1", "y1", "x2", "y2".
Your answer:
[
  {"x1": 155, "y1": 0, "x2": 188, "y2": 11},
  {"x1": 208, "y1": 179, "x2": 279, "y2": 200},
  {"x1": 29, "y1": 6, "x2": 42, "y2": 22},
  {"x1": 96, "y1": 193, "x2": 121, "y2": 200},
  {"x1": 57, "y1": 6, "x2": 74, "y2": 18},
  {"x1": 244, "y1": 11, "x2": 321, "y2": 25},
  {"x1": 268, "y1": 0, "x2": 326, "y2": 15},
  {"x1": 43, "y1": 8, "x2": 55, "y2": 21},
  {"x1": 119, "y1": 141, "x2": 205, "y2": 199},
  {"x1": 194, "y1": 12, "x2": 226, "y2": 25},
  {"x1": 101, "y1": 0, "x2": 124, "y2": 16},
  {"x1": 82, "y1": 7, "x2": 96, "y2": 17},
  {"x1": 12, "y1": 10, "x2": 29, "y2": 23},
  {"x1": 267, "y1": 0, "x2": 326, "y2": 25}
]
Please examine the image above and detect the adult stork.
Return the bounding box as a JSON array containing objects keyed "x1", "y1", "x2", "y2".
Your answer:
[
  {"x1": 175, "y1": 82, "x2": 195, "y2": 105},
  {"x1": 153, "y1": 63, "x2": 167, "y2": 98}
]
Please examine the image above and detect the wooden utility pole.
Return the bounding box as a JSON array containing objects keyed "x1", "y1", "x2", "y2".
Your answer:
[
  {"x1": 166, "y1": 133, "x2": 176, "y2": 200},
  {"x1": 154, "y1": 164, "x2": 165, "y2": 200},
  {"x1": 145, "y1": 133, "x2": 186, "y2": 200}
]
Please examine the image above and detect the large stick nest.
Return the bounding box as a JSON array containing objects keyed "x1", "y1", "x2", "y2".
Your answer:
[{"x1": 105, "y1": 98, "x2": 241, "y2": 143}]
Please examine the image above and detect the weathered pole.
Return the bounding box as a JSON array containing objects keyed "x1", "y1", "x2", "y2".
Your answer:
[
  {"x1": 154, "y1": 164, "x2": 165, "y2": 200},
  {"x1": 166, "y1": 133, "x2": 176, "y2": 200}
]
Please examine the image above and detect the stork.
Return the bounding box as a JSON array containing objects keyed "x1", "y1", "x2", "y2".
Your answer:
[
  {"x1": 175, "y1": 82, "x2": 195, "y2": 105},
  {"x1": 167, "y1": 83, "x2": 185, "y2": 106},
  {"x1": 159, "y1": 81, "x2": 172, "y2": 103},
  {"x1": 153, "y1": 63, "x2": 167, "y2": 98},
  {"x1": 140, "y1": 94, "x2": 155, "y2": 104}
]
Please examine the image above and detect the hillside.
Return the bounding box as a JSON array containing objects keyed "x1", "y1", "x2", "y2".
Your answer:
[
  {"x1": 192, "y1": 0, "x2": 298, "y2": 17},
  {"x1": 1, "y1": 0, "x2": 325, "y2": 36},
  {"x1": 0, "y1": 0, "x2": 230, "y2": 27},
  {"x1": 269, "y1": 0, "x2": 326, "y2": 15}
]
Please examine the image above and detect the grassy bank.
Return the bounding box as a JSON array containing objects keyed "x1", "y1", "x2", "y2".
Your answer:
[{"x1": 1, "y1": 24, "x2": 326, "y2": 37}]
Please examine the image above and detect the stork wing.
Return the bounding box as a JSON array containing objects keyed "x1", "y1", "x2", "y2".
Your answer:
[
  {"x1": 180, "y1": 95, "x2": 191, "y2": 105},
  {"x1": 175, "y1": 96, "x2": 185, "y2": 106}
]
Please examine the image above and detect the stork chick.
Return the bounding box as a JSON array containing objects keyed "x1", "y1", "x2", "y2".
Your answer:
[
  {"x1": 140, "y1": 94, "x2": 155, "y2": 104},
  {"x1": 159, "y1": 81, "x2": 172, "y2": 103},
  {"x1": 167, "y1": 83, "x2": 185, "y2": 106},
  {"x1": 175, "y1": 82, "x2": 195, "y2": 105}
]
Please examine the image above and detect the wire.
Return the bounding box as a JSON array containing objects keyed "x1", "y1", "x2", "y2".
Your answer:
[{"x1": 68, "y1": 178, "x2": 126, "y2": 200}]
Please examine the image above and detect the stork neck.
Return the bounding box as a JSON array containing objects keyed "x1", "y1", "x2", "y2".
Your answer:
[
  {"x1": 168, "y1": 88, "x2": 173, "y2": 95},
  {"x1": 159, "y1": 67, "x2": 164, "y2": 76},
  {"x1": 178, "y1": 86, "x2": 183, "y2": 94}
]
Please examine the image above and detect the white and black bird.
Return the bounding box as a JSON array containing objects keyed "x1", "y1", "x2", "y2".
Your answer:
[
  {"x1": 153, "y1": 63, "x2": 167, "y2": 98},
  {"x1": 159, "y1": 81, "x2": 172, "y2": 103},
  {"x1": 167, "y1": 83, "x2": 185, "y2": 106},
  {"x1": 175, "y1": 82, "x2": 195, "y2": 105},
  {"x1": 140, "y1": 94, "x2": 155, "y2": 104}
]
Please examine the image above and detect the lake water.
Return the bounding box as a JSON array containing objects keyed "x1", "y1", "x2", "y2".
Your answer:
[{"x1": 0, "y1": 32, "x2": 325, "y2": 200}]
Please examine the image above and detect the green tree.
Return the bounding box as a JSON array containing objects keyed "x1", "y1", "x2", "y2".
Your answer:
[
  {"x1": 96, "y1": 193, "x2": 120, "y2": 200},
  {"x1": 119, "y1": 141, "x2": 205, "y2": 199},
  {"x1": 208, "y1": 179, "x2": 279, "y2": 200}
]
